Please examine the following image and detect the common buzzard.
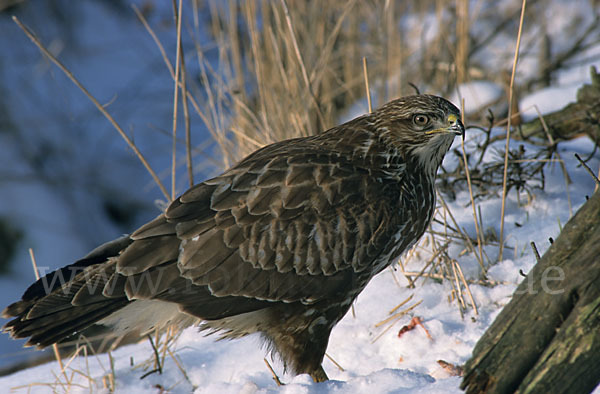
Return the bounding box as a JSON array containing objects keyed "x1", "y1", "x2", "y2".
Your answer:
[{"x1": 3, "y1": 94, "x2": 464, "y2": 382}]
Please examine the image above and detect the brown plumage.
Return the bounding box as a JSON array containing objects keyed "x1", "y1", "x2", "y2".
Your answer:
[{"x1": 2, "y1": 94, "x2": 464, "y2": 382}]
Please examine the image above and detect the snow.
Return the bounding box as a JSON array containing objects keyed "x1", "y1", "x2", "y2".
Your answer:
[
  {"x1": 450, "y1": 80, "x2": 504, "y2": 116},
  {"x1": 1, "y1": 2, "x2": 600, "y2": 393},
  {"x1": 519, "y1": 84, "x2": 580, "y2": 118}
]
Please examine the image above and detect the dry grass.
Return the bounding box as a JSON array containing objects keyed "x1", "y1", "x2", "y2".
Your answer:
[
  {"x1": 499, "y1": 0, "x2": 527, "y2": 261},
  {"x1": 190, "y1": 0, "x2": 503, "y2": 162}
]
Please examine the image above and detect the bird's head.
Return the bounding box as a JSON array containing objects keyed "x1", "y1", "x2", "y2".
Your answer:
[{"x1": 373, "y1": 94, "x2": 464, "y2": 174}]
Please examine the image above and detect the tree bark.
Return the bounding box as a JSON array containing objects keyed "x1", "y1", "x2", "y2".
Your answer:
[{"x1": 461, "y1": 189, "x2": 600, "y2": 394}]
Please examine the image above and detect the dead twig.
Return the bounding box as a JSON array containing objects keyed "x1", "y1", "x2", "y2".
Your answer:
[
  {"x1": 264, "y1": 358, "x2": 283, "y2": 386},
  {"x1": 170, "y1": 0, "x2": 184, "y2": 200},
  {"x1": 460, "y1": 98, "x2": 486, "y2": 270},
  {"x1": 12, "y1": 16, "x2": 170, "y2": 201},
  {"x1": 530, "y1": 241, "x2": 541, "y2": 263},
  {"x1": 325, "y1": 353, "x2": 345, "y2": 372},
  {"x1": 575, "y1": 153, "x2": 600, "y2": 186},
  {"x1": 363, "y1": 57, "x2": 372, "y2": 113},
  {"x1": 499, "y1": 0, "x2": 527, "y2": 261},
  {"x1": 279, "y1": 0, "x2": 326, "y2": 132},
  {"x1": 28, "y1": 249, "x2": 68, "y2": 383}
]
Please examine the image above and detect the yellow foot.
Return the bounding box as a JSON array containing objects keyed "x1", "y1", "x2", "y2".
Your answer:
[{"x1": 310, "y1": 365, "x2": 329, "y2": 382}]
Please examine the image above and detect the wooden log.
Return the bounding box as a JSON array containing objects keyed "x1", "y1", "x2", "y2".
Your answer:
[
  {"x1": 516, "y1": 66, "x2": 600, "y2": 145},
  {"x1": 461, "y1": 190, "x2": 600, "y2": 394}
]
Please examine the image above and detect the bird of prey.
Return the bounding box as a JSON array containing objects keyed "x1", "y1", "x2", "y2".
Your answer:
[{"x1": 2, "y1": 94, "x2": 464, "y2": 382}]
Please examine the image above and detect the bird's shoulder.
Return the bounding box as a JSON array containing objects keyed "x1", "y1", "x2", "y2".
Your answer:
[{"x1": 167, "y1": 119, "x2": 407, "y2": 222}]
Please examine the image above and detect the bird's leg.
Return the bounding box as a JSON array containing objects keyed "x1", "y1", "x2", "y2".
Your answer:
[{"x1": 310, "y1": 365, "x2": 329, "y2": 382}]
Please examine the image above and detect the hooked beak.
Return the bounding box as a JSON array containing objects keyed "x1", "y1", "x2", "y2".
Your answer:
[
  {"x1": 447, "y1": 114, "x2": 465, "y2": 141},
  {"x1": 424, "y1": 114, "x2": 466, "y2": 141}
]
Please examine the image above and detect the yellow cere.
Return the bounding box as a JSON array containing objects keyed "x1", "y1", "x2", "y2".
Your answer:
[{"x1": 425, "y1": 114, "x2": 458, "y2": 135}]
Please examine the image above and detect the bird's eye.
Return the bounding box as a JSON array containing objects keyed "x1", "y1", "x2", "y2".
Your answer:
[{"x1": 413, "y1": 114, "x2": 430, "y2": 127}]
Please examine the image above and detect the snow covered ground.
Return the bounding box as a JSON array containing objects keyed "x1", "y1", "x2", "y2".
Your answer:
[{"x1": 1, "y1": 1, "x2": 599, "y2": 393}]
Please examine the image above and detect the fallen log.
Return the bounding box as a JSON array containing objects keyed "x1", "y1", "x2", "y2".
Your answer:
[{"x1": 461, "y1": 189, "x2": 600, "y2": 394}]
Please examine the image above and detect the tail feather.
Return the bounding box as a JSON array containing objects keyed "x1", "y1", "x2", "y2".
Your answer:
[
  {"x1": 20, "y1": 235, "x2": 133, "y2": 302},
  {"x1": 71, "y1": 264, "x2": 119, "y2": 306},
  {"x1": 31, "y1": 300, "x2": 130, "y2": 348},
  {"x1": 2, "y1": 236, "x2": 134, "y2": 348},
  {"x1": 25, "y1": 293, "x2": 74, "y2": 320},
  {"x1": 14, "y1": 260, "x2": 118, "y2": 322},
  {"x1": 15, "y1": 299, "x2": 130, "y2": 348}
]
